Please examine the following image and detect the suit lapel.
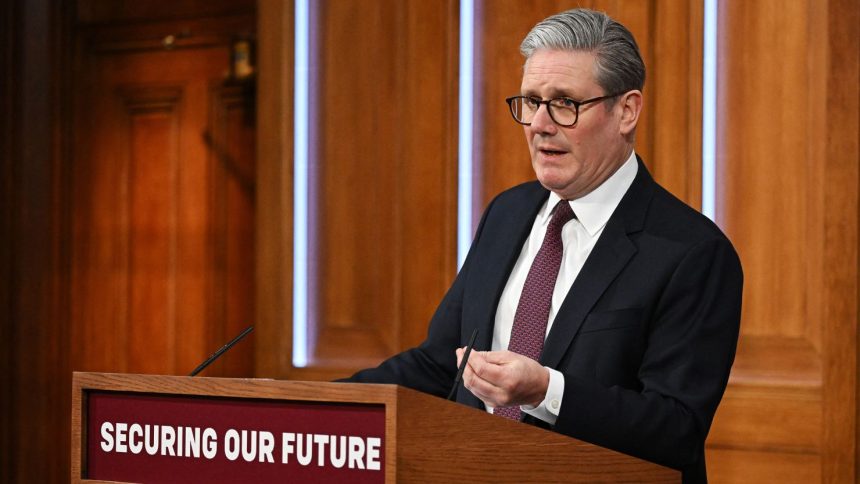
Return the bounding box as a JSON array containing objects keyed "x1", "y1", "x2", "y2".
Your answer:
[
  {"x1": 468, "y1": 183, "x2": 548, "y2": 353},
  {"x1": 540, "y1": 158, "x2": 654, "y2": 368},
  {"x1": 539, "y1": 220, "x2": 636, "y2": 367},
  {"x1": 459, "y1": 183, "x2": 547, "y2": 410}
]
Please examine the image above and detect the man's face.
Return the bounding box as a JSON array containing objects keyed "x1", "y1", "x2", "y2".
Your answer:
[{"x1": 520, "y1": 49, "x2": 633, "y2": 200}]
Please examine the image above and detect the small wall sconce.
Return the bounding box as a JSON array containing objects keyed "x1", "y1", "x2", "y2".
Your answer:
[{"x1": 231, "y1": 36, "x2": 255, "y2": 80}]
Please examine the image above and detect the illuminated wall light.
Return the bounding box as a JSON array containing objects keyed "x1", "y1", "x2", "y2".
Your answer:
[
  {"x1": 702, "y1": 0, "x2": 718, "y2": 220},
  {"x1": 457, "y1": 0, "x2": 475, "y2": 268},
  {"x1": 293, "y1": 0, "x2": 309, "y2": 367}
]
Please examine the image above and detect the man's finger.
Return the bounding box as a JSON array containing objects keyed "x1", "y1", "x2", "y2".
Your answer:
[
  {"x1": 462, "y1": 366, "x2": 509, "y2": 407},
  {"x1": 462, "y1": 352, "x2": 501, "y2": 389},
  {"x1": 482, "y1": 349, "x2": 520, "y2": 364},
  {"x1": 468, "y1": 351, "x2": 514, "y2": 383}
]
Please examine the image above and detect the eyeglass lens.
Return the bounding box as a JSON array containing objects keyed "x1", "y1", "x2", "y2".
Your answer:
[{"x1": 509, "y1": 97, "x2": 578, "y2": 126}]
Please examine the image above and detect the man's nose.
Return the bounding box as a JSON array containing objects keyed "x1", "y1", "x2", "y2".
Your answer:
[{"x1": 530, "y1": 103, "x2": 558, "y2": 135}]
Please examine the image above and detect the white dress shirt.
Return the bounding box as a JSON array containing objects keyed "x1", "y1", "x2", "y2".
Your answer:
[{"x1": 488, "y1": 152, "x2": 638, "y2": 424}]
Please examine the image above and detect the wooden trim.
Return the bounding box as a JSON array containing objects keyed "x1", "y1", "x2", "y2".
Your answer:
[
  {"x1": 71, "y1": 371, "x2": 84, "y2": 481},
  {"x1": 709, "y1": 381, "x2": 822, "y2": 454},
  {"x1": 0, "y1": 2, "x2": 21, "y2": 482},
  {"x1": 255, "y1": 0, "x2": 294, "y2": 378},
  {"x1": 821, "y1": 0, "x2": 859, "y2": 480},
  {"x1": 79, "y1": 14, "x2": 257, "y2": 53},
  {"x1": 684, "y1": 0, "x2": 704, "y2": 208}
]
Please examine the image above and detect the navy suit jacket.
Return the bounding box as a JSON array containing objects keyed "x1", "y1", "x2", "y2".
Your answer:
[{"x1": 347, "y1": 159, "x2": 742, "y2": 483}]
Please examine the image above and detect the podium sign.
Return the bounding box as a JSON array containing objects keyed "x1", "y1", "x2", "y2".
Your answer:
[
  {"x1": 72, "y1": 372, "x2": 680, "y2": 483},
  {"x1": 87, "y1": 392, "x2": 384, "y2": 483}
]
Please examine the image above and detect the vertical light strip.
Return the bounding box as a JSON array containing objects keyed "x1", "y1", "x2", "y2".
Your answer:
[
  {"x1": 292, "y1": 0, "x2": 309, "y2": 367},
  {"x1": 457, "y1": 0, "x2": 475, "y2": 268},
  {"x1": 701, "y1": 0, "x2": 718, "y2": 220}
]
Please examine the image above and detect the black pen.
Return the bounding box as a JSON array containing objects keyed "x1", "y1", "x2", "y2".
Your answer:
[{"x1": 447, "y1": 328, "x2": 479, "y2": 401}]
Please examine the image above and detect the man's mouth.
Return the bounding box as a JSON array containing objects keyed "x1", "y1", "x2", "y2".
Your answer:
[{"x1": 539, "y1": 148, "x2": 566, "y2": 156}]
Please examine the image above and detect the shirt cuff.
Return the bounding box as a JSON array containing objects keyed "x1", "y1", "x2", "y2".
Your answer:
[{"x1": 521, "y1": 367, "x2": 564, "y2": 425}]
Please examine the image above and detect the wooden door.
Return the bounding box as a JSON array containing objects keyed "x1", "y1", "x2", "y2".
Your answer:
[{"x1": 70, "y1": 9, "x2": 257, "y2": 377}]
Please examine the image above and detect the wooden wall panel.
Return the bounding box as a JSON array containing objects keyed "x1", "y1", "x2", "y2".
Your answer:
[
  {"x1": 206, "y1": 83, "x2": 257, "y2": 377},
  {"x1": 474, "y1": 0, "x2": 702, "y2": 223},
  {"x1": 719, "y1": 0, "x2": 814, "y2": 343},
  {"x1": 70, "y1": 11, "x2": 257, "y2": 378},
  {"x1": 313, "y1": 0, "x2": 401, "y2": 367},
  {"x1": 293, "y1": 0, "x2": 458, "y2": 377},
  {"x1": 124, "y1": 87, "x2": 182, "y2": 374},
  {"x1": 710, "y1": 0, "x2": 859, "y2": 481},
  {"x1": 649, "y1": 1, "x2": 703, "y2": 209}
]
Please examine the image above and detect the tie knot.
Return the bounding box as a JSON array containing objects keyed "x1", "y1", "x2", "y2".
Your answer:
[{"x1": 549, "y1": 200, "x2": 575, "y2": 231}]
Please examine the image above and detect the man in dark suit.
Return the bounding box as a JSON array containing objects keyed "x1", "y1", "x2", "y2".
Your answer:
[{"x1": 345, "y1": 8, "x2": 741, "y2": 483}]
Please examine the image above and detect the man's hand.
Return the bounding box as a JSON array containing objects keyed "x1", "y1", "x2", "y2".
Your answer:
[{"x1": 455, "y1": 348, "x2": 549, "y2": 409}]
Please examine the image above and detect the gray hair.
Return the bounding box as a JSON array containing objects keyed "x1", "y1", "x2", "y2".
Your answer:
[{"x1": 520, "y1": 9, "x2": 645, "y2": 95}]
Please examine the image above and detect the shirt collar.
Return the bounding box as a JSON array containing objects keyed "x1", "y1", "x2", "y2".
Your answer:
[{"x1": 539, "y1": 151, "x2": 639, "y2": 237}]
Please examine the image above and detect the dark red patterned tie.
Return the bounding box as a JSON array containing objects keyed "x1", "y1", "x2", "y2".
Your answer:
[{"x1": 494, "y1": 200, "x2": 574, "y2": 420}]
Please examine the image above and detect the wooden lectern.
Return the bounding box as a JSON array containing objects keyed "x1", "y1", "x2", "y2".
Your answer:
[{"x1": 72, "y1": 372, "x2": 679, "y2": 483}]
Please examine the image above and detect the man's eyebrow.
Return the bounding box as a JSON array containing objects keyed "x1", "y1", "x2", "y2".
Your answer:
[{"x1": 520, "y1": 87, "x2": 579, "y2": 98}]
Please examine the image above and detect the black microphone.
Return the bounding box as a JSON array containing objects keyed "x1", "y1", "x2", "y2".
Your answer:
[
  {"x1": 189, "y1": 326, "x2": 254, "y2": 376},
  {"x1": 447, "y1": 328, "x2": 479, "y2": 400}
]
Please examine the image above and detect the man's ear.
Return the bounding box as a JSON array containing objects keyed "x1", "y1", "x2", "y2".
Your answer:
[{"x1": 618, "y1": 90, "x2": 643, "y2": 136}]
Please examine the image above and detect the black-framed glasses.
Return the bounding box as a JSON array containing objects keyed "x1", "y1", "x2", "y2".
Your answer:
[{"x1": 505, "y1": 93, "x2": 623, "y2": 127}]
